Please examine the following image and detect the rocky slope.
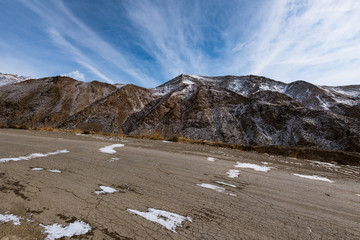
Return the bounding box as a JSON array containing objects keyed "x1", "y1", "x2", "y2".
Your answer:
[
  {"x1": 0, "y1": 74, "x2": 359, "y2": 152},
  {"x1": 0, "y1": 76, "x2": 118, "y2": 128}
]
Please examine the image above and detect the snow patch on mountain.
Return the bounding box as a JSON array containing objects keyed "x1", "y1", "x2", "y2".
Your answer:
[{"x1": 0, "y1": 73, "x2": 30, "y2": 87}]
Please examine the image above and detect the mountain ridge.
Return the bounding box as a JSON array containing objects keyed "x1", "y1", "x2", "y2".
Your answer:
[{"x1": 0, "y1": 73, "x2": 359, "y2": 153}]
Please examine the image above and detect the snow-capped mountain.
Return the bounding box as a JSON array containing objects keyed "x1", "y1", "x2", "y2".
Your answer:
[
  {"x1": 0, "y1": 74, "x2": 359, "y2": 153},
  {"x1": 153, "y1": 74, "x2": 359, "y2": 112},
  {"x1": 0, "y1": 73, "x2": 30, "y2": 87}
]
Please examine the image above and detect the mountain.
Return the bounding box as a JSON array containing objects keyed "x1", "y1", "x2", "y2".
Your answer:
[
  {"x1": 127, "y1": 74, "x2": 360, "y2": 152},
  {"x1": 0, "y1": 76, "x2": 118, "y2": 128},
  {"x1": 0, "y1": 73, "x2": 30, "y2": 87},
  {"x1": 0, "y1": 74, "x2": 359, "y2": 153}
]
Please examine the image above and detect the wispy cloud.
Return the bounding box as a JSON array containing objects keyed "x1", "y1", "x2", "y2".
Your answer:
[
  {"x1": 47, "y1": 27, "x2": 114, "y2": 84},
  {"x1": 20, "y1": 0, "x2": 159, "y2": 86},
  {"x1": 7, "y1": 0, "x2": 360, "y2": 86},
  {"x1": 124, "y1": 0, "x2": 209, "y2": 79},
  {"x1": 229, "y1": 0, "x2": 360, "y2": 85}
]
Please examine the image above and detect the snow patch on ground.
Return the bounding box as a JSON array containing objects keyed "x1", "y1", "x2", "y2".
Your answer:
[
  {"x1": 99, "y1": 144, "x2": 124, "y2": 154},
  {"x1": 207, "y1": 157, "x2": 216, "y2": 162},
  {"x1": 108, "y1": 157, "x2": 119, "y2": 162},
  {"x1": 227, "y1": 169, "x2": 240, "y2": 178},
  {"x1": 0, "y1": 150, "x2": 69, "y2": 163},
  {"x1": 32, "y1": 167, "x2": 44, "y2": 171},
  {"x1": 127, "y1": 208, "x2": 192, "y2": 233},
  {"x1": 215, "y1": 181, "x2": 236, "y2": 188},
  {"x1": 94, "y1": 186, "x2": 118, "y2": 195},
  {"x1": 162, "y1": 141, "x2": 172, "y2": 143},
  {"x1": 197, "y1": 183, "x2": 225, "y2": 192},
  {"x1": 293, "y1": 174, "x2": 334, "y2": 183},
  {"x1": 40, "y1": 220, "x2": 91, "y2": 240},
  {"x1": 0, "y1": 212, "x2": 23, "y2": 225},
  {"x1": 31, "y1": 168, "x2": 61, "y2": 173},
  {"x1": 356, "y1": 194, "x2": 360, "y2": 197},
  {"x1": 197, "y1": 183, "x2": 237, "y2": 197},
  {"x1": 235, "y1": 162, "x2": 273, "y2": 172},
  {"x1": 309, "y1": 161, "x2": 340, "y2": 169}
]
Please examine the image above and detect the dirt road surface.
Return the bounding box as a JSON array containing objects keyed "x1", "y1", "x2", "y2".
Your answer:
[{"x1": 0, "y1": 129, "x2": 359, "y2": 239}]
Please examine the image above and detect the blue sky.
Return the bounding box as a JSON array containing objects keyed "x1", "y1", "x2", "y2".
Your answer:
[{"x1": 0, "y1": 0, "x2": 359, "y2": 87}]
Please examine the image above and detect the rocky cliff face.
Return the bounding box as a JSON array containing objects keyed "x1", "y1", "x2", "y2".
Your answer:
[{"x1": 0, "y1": 74, "x2": 359, "y2": 152}]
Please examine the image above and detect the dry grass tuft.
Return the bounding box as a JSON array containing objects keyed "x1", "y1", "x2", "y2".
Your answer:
[{"x1": 0, "y1": 123, "x2": 358, "y2": 165}]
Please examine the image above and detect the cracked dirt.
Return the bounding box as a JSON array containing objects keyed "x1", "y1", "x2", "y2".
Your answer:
[{"x1": 0, "y1": 128, "x2": 360, "y2": 239}]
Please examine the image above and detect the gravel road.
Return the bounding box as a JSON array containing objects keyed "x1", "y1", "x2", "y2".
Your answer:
[{"x1": 0, "y1": 129, "x2": 359, "y2": 239}]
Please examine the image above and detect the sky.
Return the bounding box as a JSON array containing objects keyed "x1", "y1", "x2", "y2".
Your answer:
[{"x1": 0, "y1": 0, "x2": 359, "y2": 87}]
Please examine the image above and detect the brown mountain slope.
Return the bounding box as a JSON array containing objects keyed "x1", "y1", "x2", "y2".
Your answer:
[
  {"x1": 60, "y1": 84, "x2": 154, "y2": 133},
  {"x1": 0, "y1": 76, "x2": 117, "y2": 128}
]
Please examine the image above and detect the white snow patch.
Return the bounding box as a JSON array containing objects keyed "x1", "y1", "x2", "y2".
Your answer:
[
  {"x1": 94, "y1": 186, "x2": 118, "y2": 195},
  {"x1": 162, "y1": 140, "x2": 172, "y2": 143},
  {"x1": 127, "y1": 208, "x2": 192, "y2": 233},
  {"x1": 235, "y1": 162, "x2": 273, "y2": 172},
  {"x1": 356, "y1": 194, "x2": 360, "y2": 197},
  {"x1": 309, "y1": 161, "x2": 340, "y2": 169},
  {"x1": 197, "y1": 183, "x2": 237, "y2": 197},
  {"x1": 262, "y1": 162, "x2": 270, "y2": 165},
  {"x1": 40, "y1": 220, "x2": 91, "y2": 240},
  {"x1": 333, "y1": 97, "x2": 357, "y2": 106},
  {"x1": 0, "y1": 212, "x2": 23, "y2": 225},
  {"x1": 227, "y1": 169, "x2": 240, "y2": 178},
  {"x1": 330, "y1": 88, "x2": 359, "y2": 99},
  {"x1": 182, "y1": 79, "x2": 194, "y2": 85},
  {"x1": 207, "y1": 157, "x2": 216, "y2": 162},
  {"x1": 316, "y1": 96, "x2": 330, "y2": 110},
  {"x1": 215, "y1": 181, "x2": 236, "y2": 188},
  {"x1": 293, "y1": 174, "x2": 333, "y2": 183},
  {"x1": 99, "y1": 144, "x2": 124, "y2": 154},
  {"x1": 108, "y1": 157, "x2": 119, "y2": 162},
  {"x1": 188, "y1": 74, "x2": 205, "y2": 80},
  {"x1": 0, "y1": 150, "x2": 69, "y2": 163},
  {"x1": 197, "y1": 183, "x2": 225, "y2": 192},
  {"x1": 32, "y1": 167, "x2": 44, "y2": 171},
  {"x1": 48, "y1": 169, "x2": 61, "y2": 173}
]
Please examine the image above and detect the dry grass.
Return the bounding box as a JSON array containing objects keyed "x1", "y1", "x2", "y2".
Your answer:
[
  {"x1": 162, "y1": 136, "x2": 360, "y2": 165},
  {"x1": 3, "y1": 124, "x2": 30, "y2": 130},
  {"x1": 0, "y1": 123, "x2": 358, "y2": 165}
]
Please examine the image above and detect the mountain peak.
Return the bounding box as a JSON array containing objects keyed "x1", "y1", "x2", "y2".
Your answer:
[{"x1": 0, "y1": 72, "x2": 31, "y2": 87}]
